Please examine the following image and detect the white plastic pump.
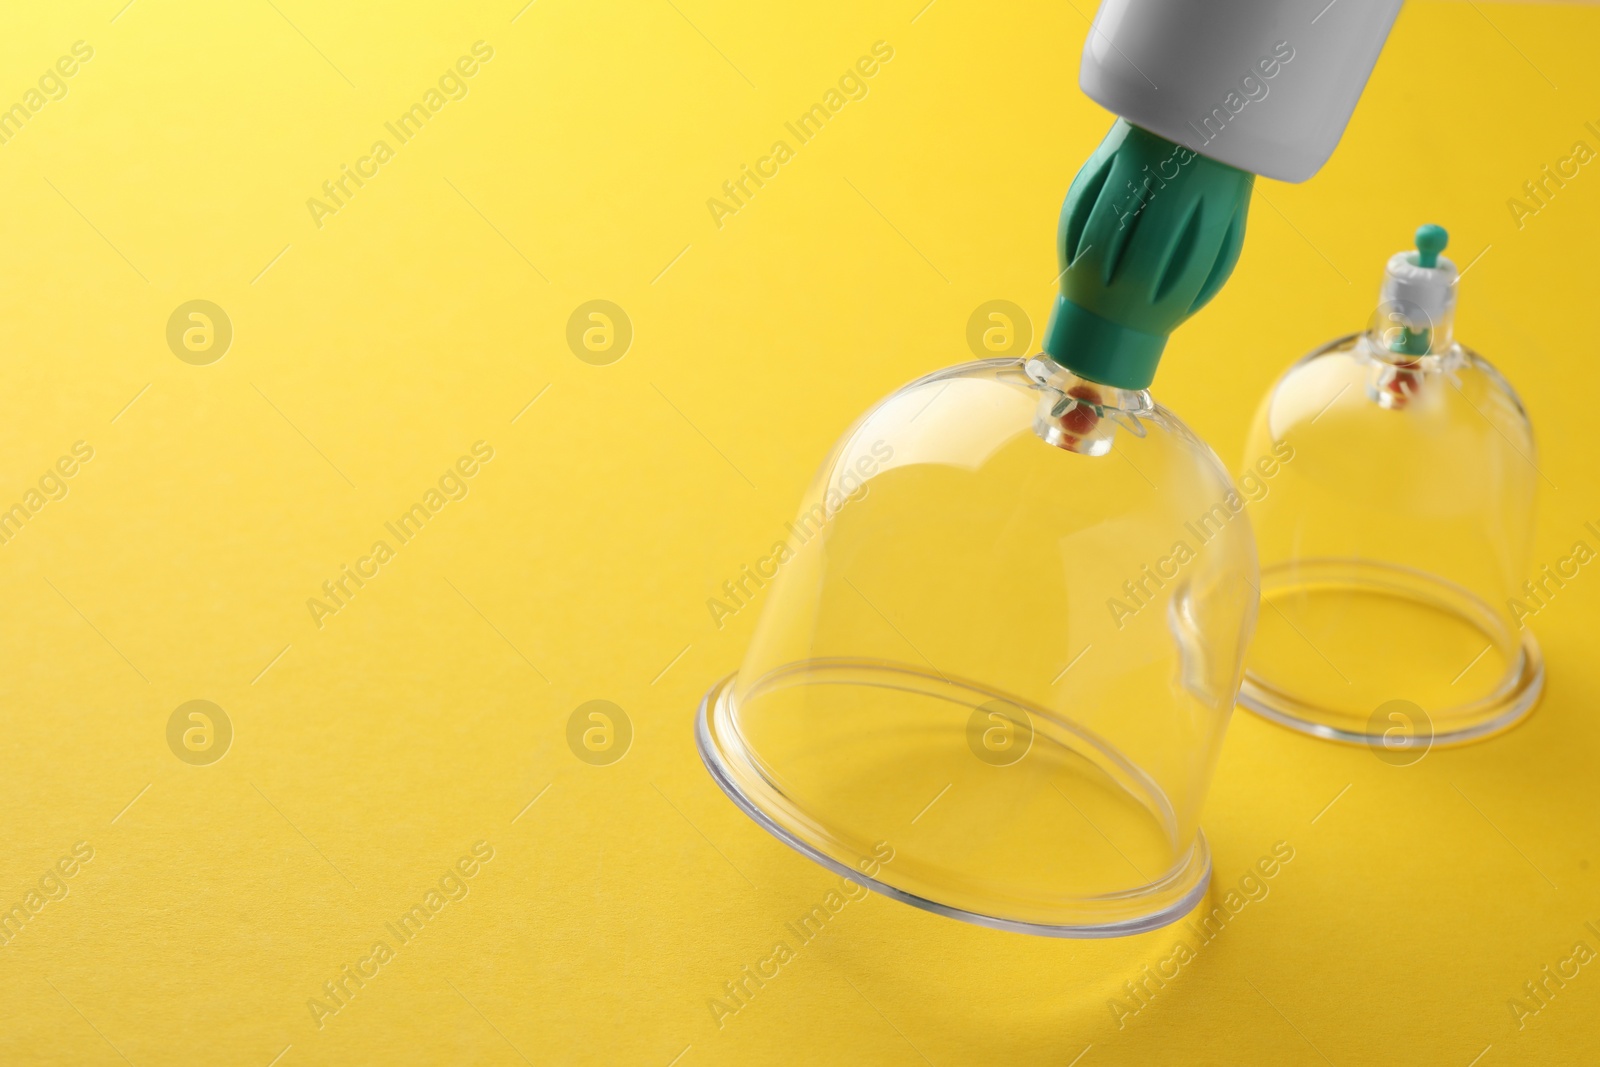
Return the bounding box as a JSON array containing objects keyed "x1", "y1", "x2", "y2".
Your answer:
[{"x1": 1079, "y1": 0, "x2": 1403, "y2": 182}]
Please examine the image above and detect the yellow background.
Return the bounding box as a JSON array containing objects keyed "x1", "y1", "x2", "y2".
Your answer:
[{"x1": 0, "y1": 0, "x2": 1596, "y2": 1063}]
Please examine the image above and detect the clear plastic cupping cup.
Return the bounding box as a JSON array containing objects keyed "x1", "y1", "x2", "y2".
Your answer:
[
  {"x1": 697, "y1": 353, "x2": 1260, "y2": 935},
  {"x1": 1238, "y1": 225, "x2": 1543, "y2": 749},
  {"x1": 697, "y1": 119, "x2": 1265, "y2": 936}
]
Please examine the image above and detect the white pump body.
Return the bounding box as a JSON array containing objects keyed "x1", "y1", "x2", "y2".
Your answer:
[{"x1": 1080, "y1": 0, "x2": 1403, "y2": 182}]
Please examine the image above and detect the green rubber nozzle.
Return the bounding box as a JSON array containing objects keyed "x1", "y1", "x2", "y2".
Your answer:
[
  {"x1": 1413, "y1": 223, "x2": 1448, "y2": 268},
  {"x1": 1042, "y1": 120, "x2": 1254, "y2": 390}
]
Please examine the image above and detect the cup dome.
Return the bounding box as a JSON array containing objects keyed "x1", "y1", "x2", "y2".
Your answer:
[
  {"x1": 697, "y1": 356, "x2": 1258, "y2": 935},
  {"x1": 1238, "y1": 331, "x2": 1542, "y2": 746},
  {"x1": 1239, "y1": 225, "x2": 1542, "y2": 748}
]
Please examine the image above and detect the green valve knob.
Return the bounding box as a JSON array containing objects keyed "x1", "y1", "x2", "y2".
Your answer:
[
  {"x1": 1414, "y1": 224, "x2": 1448, "y2": 269},
  {"x1": 1041, "y1": 120, "x2": 1255, "y2": 391}
]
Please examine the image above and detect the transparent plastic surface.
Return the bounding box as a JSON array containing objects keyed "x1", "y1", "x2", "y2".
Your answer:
[
  {"x1": 697, "y1": 357, "x2": 1259, "y2": 936},
  {"x1": 1239, "y1": 332, "x2": 1542, "y2": 745}
]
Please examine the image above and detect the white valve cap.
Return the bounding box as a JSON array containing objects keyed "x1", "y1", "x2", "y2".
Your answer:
[{"x1": 1380, "y1": 251, "x2": 1457, "y2": 334}]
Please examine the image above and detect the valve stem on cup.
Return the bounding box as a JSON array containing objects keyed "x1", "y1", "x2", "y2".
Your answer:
[
  {"x1": 1366, "y1": 224, "x2": 1455, "y2": 412},
  {"x1": 1027, "y1": 356, "x2": 1148, "y2": 456},
  {"x1": 1370, "y1": 358, "x2": 1425, "y2": 410}
]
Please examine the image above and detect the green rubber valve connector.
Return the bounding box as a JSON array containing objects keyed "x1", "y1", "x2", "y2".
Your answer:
[{"x1": 1042, "y1": 120, "x2": 1255, "y2": 390}]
